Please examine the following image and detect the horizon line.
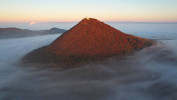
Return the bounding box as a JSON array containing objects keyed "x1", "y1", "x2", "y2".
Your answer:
[{"x1": 1, "y1": 21, "x2": 177, "y2": 24}]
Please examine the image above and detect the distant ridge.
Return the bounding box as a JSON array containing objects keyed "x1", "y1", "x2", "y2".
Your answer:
[
  {"x1": 23, "y1": 18, "x2": 155, "y2": 64},
  {"x1": 0, "y1": 27, "x2": 66, "y2": 39}
]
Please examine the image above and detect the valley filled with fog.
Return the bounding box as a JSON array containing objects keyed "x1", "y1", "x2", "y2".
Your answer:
[{"x1": 0, "y1": 23, "x2": 177, "y2": 100}]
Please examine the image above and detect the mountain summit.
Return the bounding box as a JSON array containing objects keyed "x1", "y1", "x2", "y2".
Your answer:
[
  {"x1": 46, "y1": 18, "x2": 154, "y2": 57},
  {"x1": 23, "y1": 18, "x2": 155, "y2": 63}
]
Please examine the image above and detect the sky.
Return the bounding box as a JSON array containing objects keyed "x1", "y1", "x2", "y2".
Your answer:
[{"x1": 0, "y1": 0, "x2": 177, "y2": 22}]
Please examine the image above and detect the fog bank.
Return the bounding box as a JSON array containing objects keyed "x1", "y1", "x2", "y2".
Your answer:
[{"x1": 0, "y1": 34, "x2": 177, "y2": 100}]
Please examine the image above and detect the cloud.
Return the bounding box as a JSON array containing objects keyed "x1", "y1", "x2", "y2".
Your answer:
[{"x1": 29, "y1": 21, "x2": 36, "y2": 26}]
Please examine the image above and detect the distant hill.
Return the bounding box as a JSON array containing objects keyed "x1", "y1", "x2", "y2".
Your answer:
[
  {"x1": 48, "y1": 28, "x2": 66, "y2": 34},
  {"x1": 0, "y1": 27, "x2": 67, "y2": 39},
  {"x1": 23, "y1": 18, "x2": 155, "y2": 64}
]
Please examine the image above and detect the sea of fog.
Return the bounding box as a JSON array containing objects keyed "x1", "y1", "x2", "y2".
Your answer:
[{"x1": 0, "y1": 23, "x2": 177, "y2": 100}]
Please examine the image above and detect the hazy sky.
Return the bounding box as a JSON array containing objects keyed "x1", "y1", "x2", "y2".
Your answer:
[{"x1": 0, "y1": 0, "x2": 177, "y2": 22}]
